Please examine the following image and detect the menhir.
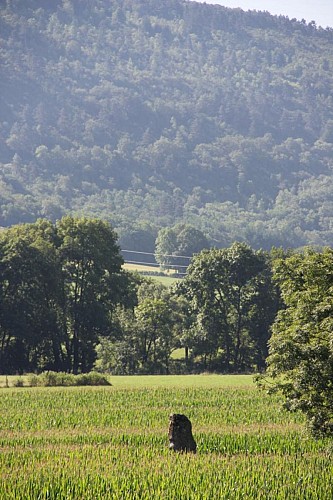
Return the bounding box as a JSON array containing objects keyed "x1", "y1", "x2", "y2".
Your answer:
[{"x1": 168, "y1": 413, "x2": 197, "y2": 453}]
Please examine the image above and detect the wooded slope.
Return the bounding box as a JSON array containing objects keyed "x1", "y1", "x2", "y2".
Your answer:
[{"x1": 1, "y1": 0, "x2": 333, "y2": 248}]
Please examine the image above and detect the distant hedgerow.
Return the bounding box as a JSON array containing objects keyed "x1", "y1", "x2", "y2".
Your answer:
[{"x1": 28, "y1": 371, "x2": 111, "y2": 387}]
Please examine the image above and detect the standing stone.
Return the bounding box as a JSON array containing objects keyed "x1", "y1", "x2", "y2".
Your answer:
[{"x1": 168, "y1": 413, "x2": 197, "y2": 453}]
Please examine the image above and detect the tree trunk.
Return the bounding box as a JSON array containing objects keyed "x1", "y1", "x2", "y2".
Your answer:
[{"x1": 72, "y1": 330, "x2": 79, "y2": 374}]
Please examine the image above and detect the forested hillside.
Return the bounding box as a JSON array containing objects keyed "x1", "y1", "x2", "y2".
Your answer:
[{"x1": 1, "y1": 0, "x2": 333, "y2": 249}]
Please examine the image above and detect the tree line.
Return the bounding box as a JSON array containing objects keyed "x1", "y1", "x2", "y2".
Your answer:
[
  {"x1": 0, "y1": 217, "x2": 329, "y2": 380},
  {"x1": 1, "y1": 216, "x2": 332, "y2": 436}
]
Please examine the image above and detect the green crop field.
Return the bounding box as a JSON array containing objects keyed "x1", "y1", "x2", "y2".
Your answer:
[{"x1": 0, "y1": 375, "x2": 332, "y2": 499}]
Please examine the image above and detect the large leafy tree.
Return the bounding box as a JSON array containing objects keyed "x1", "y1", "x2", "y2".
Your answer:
[
  {"x1": 0, "y1": 217, "x2": 131, "y2": 374},
  {"x1": 179, "y1": 242, "x2": 277, "y2": 372},
  {"x1": 265, "y1": 248, "x2": 333, "y2": 437},
  {"x1": 0, "y1": 221, "x2": 64, "y2": 373},
  {"x1": 56, "y1": 216, "x2": 126, "y2": 373}
]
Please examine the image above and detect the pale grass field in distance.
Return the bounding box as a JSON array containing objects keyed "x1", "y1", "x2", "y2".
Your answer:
[
  {"x1": 0, "y1": 373, "x2": 253, "y2": 388},
  {"x1": 123, "y1": 262, "x2": 182, "y2": 285},
  {"x1": 0, "y1": 374, "x2": 332, "y2": 499}
]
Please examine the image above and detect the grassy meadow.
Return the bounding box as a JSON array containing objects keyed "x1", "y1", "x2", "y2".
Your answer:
[
  {"x1": 122, "y1": 262, "x2": 182, "y2": 285},
  {"x1": 0, "y1": 375, "x2": 332, "y2": 499}
]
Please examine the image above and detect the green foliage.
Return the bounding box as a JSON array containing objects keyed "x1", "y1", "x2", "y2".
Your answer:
[
  {"x1": 28, "y1": 371, "x2": 111, "y2": 387},
  {"x1": 0, "y1": 220, "x2": 64, "y2": 374},
  {"x1": 179, "y1": 242, "x2": 278, "y2": 372},
  {"x1": 56, "y1": 216, "x2": 125, "y2": 373},
  {"x1": 117, "y1": 223, "x2": 157, "y2": 264},
  {"x1": 265, "y1": 247, "x2": 333, "y2": 437},
  {"x1": 0, "y1": 1, "x2": 333, "y2": 248},
  {"x1": 155, "y1": 223, "x2": 209, "y2": 271},
  {"x1": 0, "y1": 217, "x2": 129, "y2": 374},
  {"x1": 97, "y1": 279, "x2": 184, "y2": 374},
  {"x1": 13, "y1": 378, "x2": 24, "y2": 388}
]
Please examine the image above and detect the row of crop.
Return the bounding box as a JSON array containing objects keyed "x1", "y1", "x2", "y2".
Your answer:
[
  {"x1": 0, "y1": 430, "x2": 326, "y2": 456},
  {"x1": 0, "y1": 386, "x2": 304, "y2": 432},
  {"x1": 1, "y1": 383, "x2": 331, "y2": 498},
  {"x1": 1, "y1": 446, "x2": 332, "y2": 499}
]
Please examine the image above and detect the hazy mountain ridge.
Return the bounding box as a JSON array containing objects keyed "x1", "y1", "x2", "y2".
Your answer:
[{"x1": 0, "y1": 0, "x2": 333, "y2": 249}]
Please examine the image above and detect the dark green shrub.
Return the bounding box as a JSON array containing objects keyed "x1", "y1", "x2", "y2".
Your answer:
[{"x1": 28, "y1": 371, "x2": 111, "y2": 387}]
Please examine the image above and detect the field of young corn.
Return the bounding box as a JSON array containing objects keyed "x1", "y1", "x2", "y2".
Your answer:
[{"x1": 0, "y1": 375, "x2": 332, "y2": 499}]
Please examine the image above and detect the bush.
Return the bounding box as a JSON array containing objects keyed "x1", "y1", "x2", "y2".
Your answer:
[
  {"x1": 75, "y1": 372, "x2": 111, "y2": 386},
  {"x1": 13, "y1": 378, "x2": 24, "y2": 387},
  {"x1": 28, "y1": 371, "x2": 111, "y2": 387}
]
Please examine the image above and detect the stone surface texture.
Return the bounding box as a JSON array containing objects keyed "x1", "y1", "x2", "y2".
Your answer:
[{"x1": 168, "y1": 413, "x2": 197, "y2": 453}]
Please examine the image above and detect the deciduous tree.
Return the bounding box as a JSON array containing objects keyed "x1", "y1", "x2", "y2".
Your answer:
[
  {"x1": 264, "y1": 247, "x2": 333, "y2": 437},
  {"x1": 155, "y1": 224, "x2": 209, "y2": 272},
  {"x1": 56, "y1": 216, "x2": 125, "y2": 373},
  {"x1": 179, "y1": 242, "x2": 277, "y2": 372}
]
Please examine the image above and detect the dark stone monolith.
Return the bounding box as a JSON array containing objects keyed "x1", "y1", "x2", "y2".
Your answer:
[{"x1": 168, "y1": 413, "x2": 197, "y2": 453}]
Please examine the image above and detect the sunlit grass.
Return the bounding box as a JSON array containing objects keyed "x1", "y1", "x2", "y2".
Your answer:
[
  {"x1": 110, "y1": 373, "x2": 256, "y2": 388},
  {"x1": 122, "y1": 262, "x2": 182, "y2": 285},
  {"x1": 0, "y1": 373, "x2": 255, "y2": 388}
]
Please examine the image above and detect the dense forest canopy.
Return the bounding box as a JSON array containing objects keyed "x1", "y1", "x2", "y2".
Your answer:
[{"x1": 1, "y1": 0, "x2": 333, "y2": 249}]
